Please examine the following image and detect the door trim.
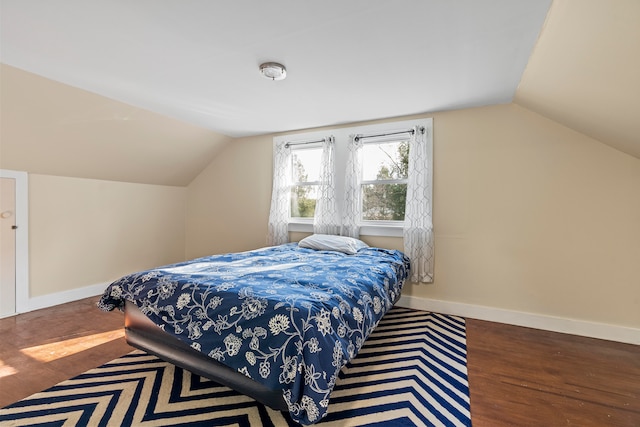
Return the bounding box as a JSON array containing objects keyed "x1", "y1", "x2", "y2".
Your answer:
[{"x1": 0, "y1": 169, "x2": 29, "y2": 314}]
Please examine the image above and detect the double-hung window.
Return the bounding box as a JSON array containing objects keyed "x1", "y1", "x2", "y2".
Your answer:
[
  {"x1": 290, "y1": 146, "x2": 322, "y2": 219},
  {"x1": 361, "y1": 139, "x2": 409, "y2": 222},
  {"x1": 270, "y1": 118, "x2": 431, "y2": 238}
]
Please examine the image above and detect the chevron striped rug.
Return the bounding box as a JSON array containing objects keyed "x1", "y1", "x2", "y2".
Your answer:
[{"x1": 0, "y1": 308, "x2": 471, "y2": 426}]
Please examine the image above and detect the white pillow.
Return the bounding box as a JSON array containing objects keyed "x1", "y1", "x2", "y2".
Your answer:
[{"x1": 298, "y1": 234, "x2": 368, "y2": 255}]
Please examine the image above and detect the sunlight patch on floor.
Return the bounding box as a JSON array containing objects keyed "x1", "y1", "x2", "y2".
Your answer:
[
  {"x1": 19, "y1": 329, "x2": 125, "y2": 362},
  {"x1": 0, "y1": 360, "x2": 18, "y2": 378}
]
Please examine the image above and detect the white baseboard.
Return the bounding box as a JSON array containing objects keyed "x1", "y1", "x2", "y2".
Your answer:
[
  {"x1": 396, "y1": 295, "x2": 639, "y2": 346},
  {"x1": 19, "y1": 282, "x2": 109, "y2": 314},
  {"x1": 10, "y1": 285, "x2": 638, "y2": 346}
]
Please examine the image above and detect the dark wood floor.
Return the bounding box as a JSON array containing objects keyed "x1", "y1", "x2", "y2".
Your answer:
[
  {"x1": 466, "y1": 319, "x2": 639, "y2": 426},
  {"x1": 1, "y1": 297, "x2": 638, "y2": 426}
]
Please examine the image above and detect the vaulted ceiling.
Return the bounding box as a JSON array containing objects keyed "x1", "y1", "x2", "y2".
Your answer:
[
  {"x1": 1, "y1": 0, "x2": 550, "y2": 136},
  {"x1": 1, "y1": 0, "x2": 639, "y2": 171}
]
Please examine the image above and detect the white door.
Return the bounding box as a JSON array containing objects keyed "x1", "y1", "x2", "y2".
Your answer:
[{"x1": 0, "y1": 177, "x2": 17, "y2": 317}]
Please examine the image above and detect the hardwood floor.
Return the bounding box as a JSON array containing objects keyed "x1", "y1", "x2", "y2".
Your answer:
[
  {"x1": 466, "y1": 319, "x2": 639, "y2": 426},
  {"x1": 1, "y1": 297, "x2": 638, "y2": 426},
  {"x1": 0, "y1": 297, "x2": 132, "y2": 409}
]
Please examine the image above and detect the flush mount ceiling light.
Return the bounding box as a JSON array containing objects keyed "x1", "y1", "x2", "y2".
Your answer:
[{"x1": 259, "y1": 62, "x2": 286, "y2": 81}]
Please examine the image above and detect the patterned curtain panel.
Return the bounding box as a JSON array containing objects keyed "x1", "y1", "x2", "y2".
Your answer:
[
  {"x1": 267, "y1": 141, "x2": 291, "y2": 246},
  {"x1": 341, "y1": 135, "x2": 363, "y2": 238},
  {"x1": 403, "y1": 126, "x2": 434, "y2": 283},
  {"x1": 314, "y1": 137, "x2": 341, "y2": 235}
]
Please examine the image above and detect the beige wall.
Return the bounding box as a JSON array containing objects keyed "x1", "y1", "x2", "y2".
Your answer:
[
  {"x1": 186, "y1": 135, "x2": 273, "y2": 258},
  {"x1": 514, "y1": 0, "x2": 640, "y2": 160},
  {"x1": 420, "y1": 104, "x2": 639, "y2": 328},
  {"x1": 0, "y1": 65, "x2": 231, "y2": 186},
  {"x1": 187, "y1": 103, "x2": 640, "y2": 329},
  {"x1": 29, "y1": 174, "x2": 186, "y2": 297}
]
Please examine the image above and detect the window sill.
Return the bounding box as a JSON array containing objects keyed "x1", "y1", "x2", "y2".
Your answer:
[
  {"x1": 288, "y1": 222, "x2": 403, "y2": 238},
  {"x1": 360, "y1": 224, "x2": 403, "y2": 238},
  {"x1": 288, "y1": 221, "x2": 313, "y2": 233}
]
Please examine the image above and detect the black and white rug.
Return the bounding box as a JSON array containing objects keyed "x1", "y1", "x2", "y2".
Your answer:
[{"x1": 0, "y1": 308, "x2": 471, "y2": 426}]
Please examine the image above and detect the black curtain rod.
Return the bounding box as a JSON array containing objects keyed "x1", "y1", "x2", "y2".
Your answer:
[
  {"x1": 284, "y1": 137, "x2": 332, "y2": 148},
  {"x1": 354, "y1": 126, "x2": 425, "y2": 143}
]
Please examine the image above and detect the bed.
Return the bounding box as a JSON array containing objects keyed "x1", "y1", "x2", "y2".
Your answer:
[{"x1": 98, "y1": 236, "x2": 410, "y2": 425}]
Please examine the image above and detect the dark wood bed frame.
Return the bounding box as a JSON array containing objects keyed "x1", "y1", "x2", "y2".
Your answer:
[{"x1": 123, "y1": 300, "x2": 288, "y2": 411}]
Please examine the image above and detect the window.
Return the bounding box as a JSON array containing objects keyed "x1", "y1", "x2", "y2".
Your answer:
[
  {"x1": 361, "y1": 140, "x2": 409, "y2": 221},
  {"x1": 271, "y1": 117, "x2": 431, "y2": 239},
  {"x1": 290, "y1": 146, "x2": 322, "y2": 218}
]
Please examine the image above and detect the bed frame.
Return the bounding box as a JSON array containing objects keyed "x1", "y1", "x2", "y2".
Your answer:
[{"x1": 123, "y1": 300, "x2": 288, "y2": 411}]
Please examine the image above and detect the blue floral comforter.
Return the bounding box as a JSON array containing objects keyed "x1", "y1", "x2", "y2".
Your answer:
[{"x1": 98, "y1": 243, "x2": 410, "y2": 425}]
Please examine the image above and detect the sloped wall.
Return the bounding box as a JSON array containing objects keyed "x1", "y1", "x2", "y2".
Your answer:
[{"x1": 0, "y1": 64, "x2": 231, "y2": 186}]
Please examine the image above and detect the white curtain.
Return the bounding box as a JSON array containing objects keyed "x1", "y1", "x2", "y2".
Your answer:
[
  {"x1": 341, "y1": 135, "x2": 363, "y2": 238},
  {"x1": 314, "y1": 137, "x2": 340, "y2": 235},
  {"x1": 267, "y1": 140, "x2": 291, "y2": 246},
  {"x1": 403, "y1": 126, "x2": 434, "y2": 283}
]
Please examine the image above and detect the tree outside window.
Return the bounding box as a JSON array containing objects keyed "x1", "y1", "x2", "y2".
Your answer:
[
  {"x1": 290, "y1": 147, "x2": 321, "y2": 218},
  {"x1": 361, "y1": 140, "x2": 409, "y2": 221},
  {"x1": 289, "y1": 140, "x2": 410, "y2": 222}
]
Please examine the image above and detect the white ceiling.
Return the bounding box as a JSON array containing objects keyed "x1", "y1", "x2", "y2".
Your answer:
[{"x1": 0, "y1": 0, "x2": 551, "y2": 138}]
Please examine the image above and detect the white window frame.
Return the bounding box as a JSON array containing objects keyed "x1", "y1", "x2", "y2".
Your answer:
[
  {"x1": 289, "y1": 143, "x2": 323, "y2": 222},
  {"x1": 273, "y1": 118, "x2": 431, "y2": 238},
  {"x1": 359, "y1": 138, "x2": 410, "y2": 227}
]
